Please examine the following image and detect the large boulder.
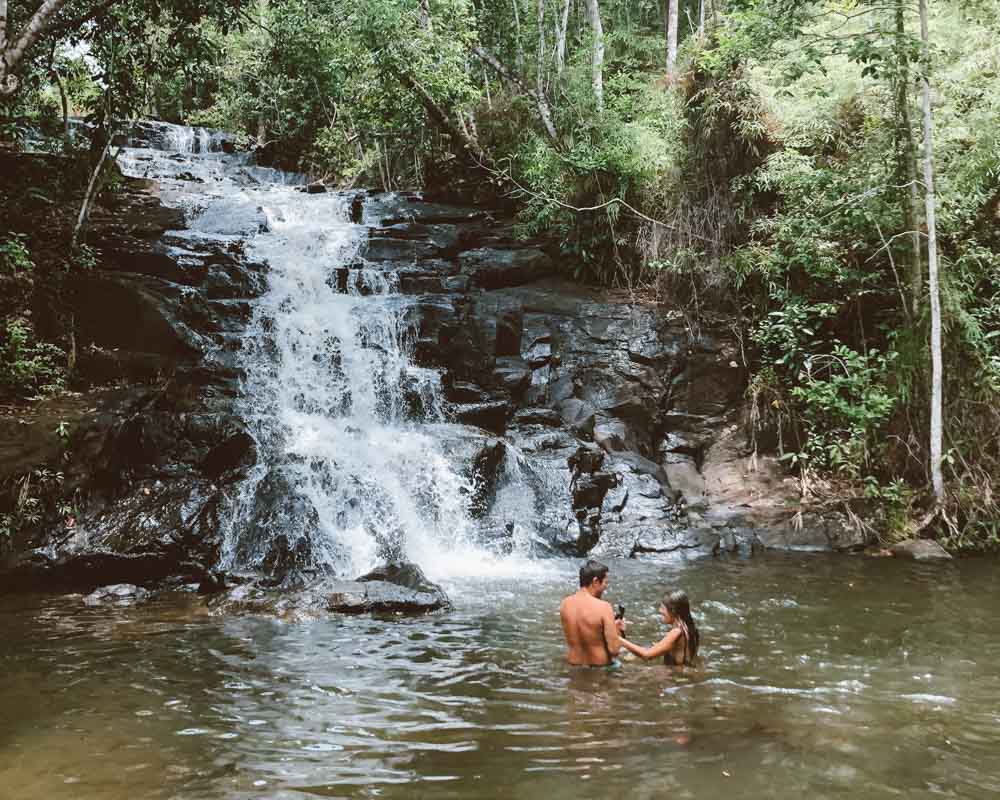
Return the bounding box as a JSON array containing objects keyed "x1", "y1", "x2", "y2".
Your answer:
[{"x1": 458, "y1": 247, "x2": 554, "y2": 289}]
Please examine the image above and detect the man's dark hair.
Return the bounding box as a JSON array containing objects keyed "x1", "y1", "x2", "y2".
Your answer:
[{"x1": 579, "y1": 559, "x2": 609, "y2": 587}]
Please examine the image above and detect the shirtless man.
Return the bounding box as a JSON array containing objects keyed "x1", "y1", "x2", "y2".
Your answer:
[{"x1": 560, "y1": 559, "x2": 625, "y2": 666}]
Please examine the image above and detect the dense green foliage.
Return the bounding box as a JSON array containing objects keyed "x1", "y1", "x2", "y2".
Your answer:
[{"x1": 4, "y1": 0, "x2": 1000, "y2": 547}]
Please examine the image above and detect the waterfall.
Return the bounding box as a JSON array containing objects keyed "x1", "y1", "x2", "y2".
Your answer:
[
  {"x1": 219, "y1": 191, "x2": 490, "y2": 580},
  {"x1": 115, "y1": 121, "x2": 547, "y2": 582}
]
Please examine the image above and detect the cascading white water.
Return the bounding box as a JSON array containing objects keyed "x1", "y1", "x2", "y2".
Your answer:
[
  {"x1": 115, "y1": 121, "x2": 549, "y2": 581},
  {"x1": 220, "y1": 191, "x2": 496, "y2": 579}
]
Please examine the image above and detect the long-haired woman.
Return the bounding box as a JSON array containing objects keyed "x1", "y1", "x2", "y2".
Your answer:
[{"x1": 619, "y1": 589, "x2": 700, "y2": 666}]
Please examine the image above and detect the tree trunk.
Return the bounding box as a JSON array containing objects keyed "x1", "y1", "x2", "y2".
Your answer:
[
  {"x1": 894, "y1": 2, "x2": 922, "y2": 317},
  {"x1": 0, "y1": 0, "x2": 8, "y2": 54},
  {"x1": 666, "y1": 0, "x2": 679, "y2": 78},
  {"x1": 537, "y1": 0, "x2": 546, "y2": 98},
  {"x1": 512, "y1": 0, "x2": 524, "y2": 73},
  {"x1": 699, "y1": 0, "x2": 705, "y2": 36},
  {"x1": 72, "y1": 136, "x2": 113, "y2": 251},
  {"x1": 398, "y1": 68, "x2": 492, "y2": 167},
  {"x1": 585, "y1": 0, "x2": 604, "y2": 113},
  {"x1": 919, "y1": 0, "x2": 944, "y2": 503},
  {"x1": 51, "y1": 68, "x2": 70, "y2": 145},
  {"x1": 555, "y1": 0, "x2": 570, "y2": 77},
  {"x1": 0, "y1": 0, "x2": 69, "y2": 98},
  {"x1": 418, "y1": 0, "x2": 432, "y2": 32}
]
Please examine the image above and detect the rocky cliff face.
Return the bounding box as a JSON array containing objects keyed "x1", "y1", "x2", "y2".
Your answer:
[{"x1": 0, "y1": 154, "x2": 867, "y2": 595}]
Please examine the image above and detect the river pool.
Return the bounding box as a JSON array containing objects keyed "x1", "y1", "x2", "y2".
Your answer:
[{"x1": 2, "y1": 552, "x2": 998, "y2": 799}]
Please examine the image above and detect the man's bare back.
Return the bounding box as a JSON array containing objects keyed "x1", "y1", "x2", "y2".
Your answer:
[{"x1": 560, "y1": 561, "x2": 623, "y2": 666}]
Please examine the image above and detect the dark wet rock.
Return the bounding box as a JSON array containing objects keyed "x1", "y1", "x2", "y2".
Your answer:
[
  {"x1": 328, "y1": 577, "x2": 450, "y2": 614},
  {"x1": 361, "y1": 236, "x2": 443, "y2": 262},
  {"x1": 572, "y1": 471, "x2": 620, "y2": 511},
  {"x1": 379, "y1": 223, "x2": 462, "y2": 255},
  {"x1": 443, "y1": 380, "x2": 490, "y2": 404},
  {"x1": 305, "y1": 181, "x2": 327, "y2": 194},
  {"x1": 71, "y1": 272, "x2": 209, "y2": 359},
  {"x1": 890, "y1": 538, "x2": 952, "y2": 562},
  {"x1": 358, "y1": 561, "x2": 445, "y2": 596},
  {"x1": 458, "y1": 248, "x2": 554, "y2": 289},
  {"x1": 237, "y1": 468, "x2": 319, "y2": 586},
  {"x1": 83, "y1": 583, "x2": 151, "y2": 606},
  {"x1": 469, "y1": 439, "x2": 506, "y2": 517},
  {"x1": 493, "y1": 358, "x2": 531, "y2": 400},
  {"x1": 568, "y1": 444, "x2": 605, "y2": 477},
  {"x1": 452, "y1": 401, "x2": 509, "y2": 434},
  {"x1": 3, "y1": 480, "x2": 226, "y2": 592},
  {"x1": 211, "y1": 566, "x2": 450, "y2": 618},
  {"x1": 512, "y1": 408, "x2": 563, "y2": 427},
  {"x1": 366, "y1": 194, "x2": 487, "y2": 226}
]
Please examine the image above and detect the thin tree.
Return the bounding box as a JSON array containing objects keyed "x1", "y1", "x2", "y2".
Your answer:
[
  {"x1": 585, "y1": 0, "x2": 604, "y2": 113},
  {"x1": 666, "y1": 0, "x2": 679, "y2": 79},
  {"x1": 892, "y1": 1, "x2": 922, "y2": 316},
  {"x1": 554, "y1": 0, "x2": 570, "y2": 77},
  {"x1": 919, "y1": 0, "x2": 944, "y2": 502},
  {"x1": 537, "y1": 0, "x2": 546, "y2": 98},
  {"x1": 512, "y1": 0, "x2": 524, "y2": 73}
]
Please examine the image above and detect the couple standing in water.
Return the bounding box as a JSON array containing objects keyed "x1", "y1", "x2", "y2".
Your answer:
[{"x1": 560, "y1": 559, "x2": 699, "y2": 667}]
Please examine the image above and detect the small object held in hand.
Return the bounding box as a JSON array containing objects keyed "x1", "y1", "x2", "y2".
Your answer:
[{"x1": 615, "y1": 604, "x2": 625, "y2": 620}]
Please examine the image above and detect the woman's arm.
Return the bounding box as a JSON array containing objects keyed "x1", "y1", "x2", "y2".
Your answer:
[{"x1": 619, "y1": 628, "x2": 681, "y2": 661}]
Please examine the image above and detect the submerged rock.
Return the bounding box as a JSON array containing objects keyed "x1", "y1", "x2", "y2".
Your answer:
[
  {"x1": 208, "y1": 564, "x2": 450, "y2": 619},
  {"x1": 83, "y1": 583, "x2": 151, "y2": 606}
]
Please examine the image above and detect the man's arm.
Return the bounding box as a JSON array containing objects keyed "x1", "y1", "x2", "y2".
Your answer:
[{"x1": 601, "y1": 602, "x2": 622, "y2": 656}]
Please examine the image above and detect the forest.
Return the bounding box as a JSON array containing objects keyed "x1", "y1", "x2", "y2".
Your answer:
[{"x1": 3, "y1": 0, "x2": 1000, "y2": 551}]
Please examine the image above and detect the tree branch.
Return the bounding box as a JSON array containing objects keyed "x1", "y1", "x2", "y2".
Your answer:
[
  {"x1": 471, "y1": 44, "x2": 560, "y2": 146},
  {"x1": 396, "y1": 68, "x2": 492, "y2": 168},
  {"x1": 0, "y1": 0, "x2": 69, "y2": 97}
]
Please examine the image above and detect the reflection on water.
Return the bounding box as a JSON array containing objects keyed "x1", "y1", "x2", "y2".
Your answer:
[{"x1": 2, "y1": 553, "x2": 999, "y2": 799}]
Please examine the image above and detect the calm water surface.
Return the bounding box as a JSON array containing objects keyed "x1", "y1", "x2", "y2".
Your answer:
[{"x1": 2, "y1": 553, "x2": 999, "y2": 799}]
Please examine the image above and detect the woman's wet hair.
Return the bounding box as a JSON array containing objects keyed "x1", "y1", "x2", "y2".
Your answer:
[
  {"x1": 662, "y1": 589, "x2": 700, "y2": 660},
  {"x1": 579, "y1": 559, "x2": 609, "y2": 587}
]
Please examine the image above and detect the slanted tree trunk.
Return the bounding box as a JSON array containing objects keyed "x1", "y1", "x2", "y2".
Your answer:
[
  {"x1": 919, "y1": 0, "x2": 944, "y2": 503},
  {"x1": 398, "y1": 69, "x2": 491, "y2": 167},
  {"x1": 666, "y1": 0, "x2": 679, "y2": 79},
  {"x1": 72, "y1": 135, "x2": 113, "y2": 250},
  {"x1": 585, "y1": 0, "x2": 604, "y2": 113},
  {"x1": 0, "y1": 0, "x2": 70, "y2": 98},
  {"x1": 473, "y1": 44, "x2": 560, "y2": 145},
  {"x1": 554, "y1": 0, "x2": 570, "y2": 77}
]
